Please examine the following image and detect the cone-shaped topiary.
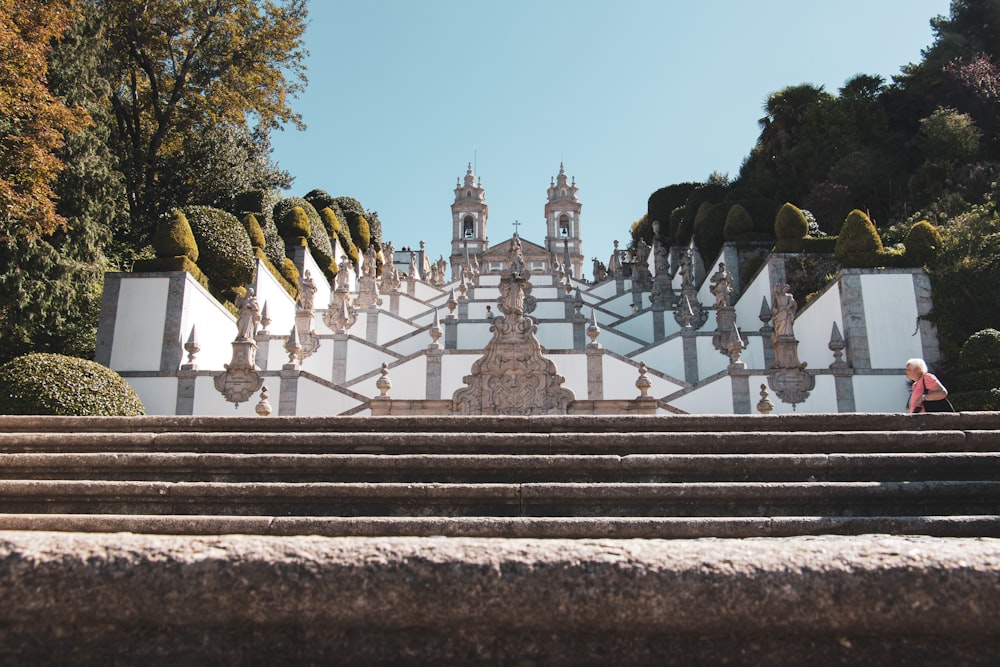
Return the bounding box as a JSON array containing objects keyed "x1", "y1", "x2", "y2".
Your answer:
[
  {"x1": 345, "y1": 210, "x2": 371, "y2": 252},
  {"x1": 774, "y1": 202, "x2": 809, "y2": 252},
  {"x1": 835, "y1": 209, "x2": 883, "y2": 267},
  {"x1": 723, "y1": 204, "x2": 754, "y2": 241},
  {"x1": 153, "y1": 209, "x2": 199, "y2": 262},
  {"x1": 319, "y1": 207, "x2": 342, "y2": 236},
  {"x1": 904, "y1": 220, "x2": 943, "y2": 267},
  {"x1": 242, "y1": 213, "x2": 266, "y2": 253},
  {"x1": 0, "y1": 353, "x2": 145, "y2": 416}
]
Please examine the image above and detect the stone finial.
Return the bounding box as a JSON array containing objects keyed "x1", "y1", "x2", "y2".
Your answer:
[
  {"x1": 259, "y1": 301, "x2": 271, "y2": 334},
  {"x1": 375, "y1": 362, "x2": 392, "y2": 398},
  {"x1": 635, "y1": 361, "x2": 652, "y2": 398},
  {"x1": 458, "y1": 274, "x2": 469, "y2": 300},
  {"x1": 183, "y1": 325, "x2": 200, "y2": 368},
  {"x1": 757, "y1": 384, "x2": 774, "y2": 414},
  {"x1": 446, "y1": 288, "x2": 458, "y2": 319},
  {"x1": 429, "y1": 310, "x2": 443, "y2": 348},
  {"x1": 572, "y1": 288, "x2": 584, "y2": 320},
  {"x1": 284, "y1": 324, "x2": 301, "y2": 366},
  {"x1": 586, "y1": 308, "x2": 602, "y2": 348},
  {"x1": 759, "y1": 296, "x2": 773, "y2": 331},
  {"x1": 562, "y1": 272, "x2": 573, "y2": 295},
  {"x1": 678, "y1": 296, "x2": 694, "y2": 329},
  {"x1": 829, "y1": 322, "x2": 849, "y2": 370},
  {"x1": 255, "y1": 385, "x2": 272, "y2": 416}
]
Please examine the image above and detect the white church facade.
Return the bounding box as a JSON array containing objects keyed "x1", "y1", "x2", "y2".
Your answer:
[{"x1": 95, "y1": 165, "x2": 940, "y2": 416}]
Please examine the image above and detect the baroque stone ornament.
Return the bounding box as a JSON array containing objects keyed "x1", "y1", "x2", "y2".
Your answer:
[
  {"x1": 453, "y1": 237, "x2": 574, "y2": 415},
  {"x1": 767, "y1": 284, "x2": 814, "y2": 406},
  {"x1": 182, "y1": 325, "x2": 200, "y2": 369},
  {"x1": 757, "y1": 384, "x2": 774, "y2": 414},
  {"x1": 323, "y1": 256, "x2": 359, "y2": 334},
  {"x1": 255, "y1": 386, "x2": 272, "y2": 417},
  {"x1": 356, "y1": 245, "x2": 383, "y2": 309},
  {"x1": 673, "y1": 248, "x2": 707, "y2": 329},
  {"x1": 214, "y1": 321, "x2": 264, "y2": 408},
  {"x1": 375, "y1": 362, "x2": 391, "y2": 398}
]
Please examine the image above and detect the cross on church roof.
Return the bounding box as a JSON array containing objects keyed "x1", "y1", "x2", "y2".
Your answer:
[{"x1": 512, "y1": 220, "x2": 521, "y2": 233}]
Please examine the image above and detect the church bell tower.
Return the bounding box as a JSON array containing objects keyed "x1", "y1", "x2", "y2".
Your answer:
[
  {"x1": 450, "y1": 163, "x2": 488, "y2": 280},
  {"x1": 544, "y1": 163, "x2": 583, "y2": 279}
]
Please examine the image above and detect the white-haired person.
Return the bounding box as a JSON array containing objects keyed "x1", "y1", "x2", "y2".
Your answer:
[{"x1": 905, "y1": 358, "x2": 950, "y2": 413}]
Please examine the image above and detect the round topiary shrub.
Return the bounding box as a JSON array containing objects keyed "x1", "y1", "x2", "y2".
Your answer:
[
  {"x1": 183, "y1": 205, "x2": 256, "y2": 291},
  {"x1": 774, "y1": 203, "x2": 809, "y2": 242},
  {"x1": 835, "y1": 209, "x2": 884, "y2": 267},
  {"x1": 723, "y1": 204, "x2": 754, "y2": 241},
  {"x1": 305, "y1": 188, "x2": 335, "y2": 212},
  {"x1": 278, "y1": 205, "x2": 311, "y2": 246},
  {"x1": 242, "y1": 213, "x2": 266, "y2": 254},
  {"x1": 344, "y1": 210, "x2": 371, "y2": 252},
  {"x1": 904, "y1": 220, "x2": 943, "y2": 267},
  {"x1": 0, "y1": 353, "x2": 145, "y2": 416},
  {"x1": 949, "y1": 328, "x2": 1000, "y2": 410},
  {"x1": 153, "y1": 209, "x2": 199, "y2": 261}
]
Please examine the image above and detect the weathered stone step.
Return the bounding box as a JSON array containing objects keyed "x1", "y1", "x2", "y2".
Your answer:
[
  {"x1": 1, "y1": 451, "x2": 997, "y2": 483},
  {"x1": 0, "y1": 429, "x2": 995, "y2": 454},
  {"x1": 0, "y1": 513, "x2": 997, "y2": 539},
  {"x1": 1, "y1": 479, "x2": 997, "y2": 517},
  {"x1": 1, "y1": 412, "x2": 998, "y2": 434}
]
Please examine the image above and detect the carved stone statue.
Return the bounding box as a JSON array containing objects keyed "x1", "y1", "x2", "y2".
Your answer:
[
  {"x1": 337, "y1": 256, "x2": 353, "y2": 290},
  {"x1": 363, "y1": 244, "x2": 378, "y2": 278},
  {"x1": 509, "y1": 234, "x2": 525, "y2": 277},
  {"x1": 298, "y1": 270, "x2": 317, "y2": 311},
  {"x1": 235, "y1": 288, "x2": 261, "y2": 340},
  {"x1": 709, "y1": 262, "x2": 733, "y2": 308},
  {"x1": 772, "y1": 284, "x2": 797, "y2": 338},
  {"x1": 408, "y1": 251, "x2": 419, "y2": 280}
]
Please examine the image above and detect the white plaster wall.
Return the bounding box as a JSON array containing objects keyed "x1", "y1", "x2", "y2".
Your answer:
[
  {"x1": 734, "y1": 261, "x2": 773, "y2": 335},
  {"x1": 387, "y1": 330, "x2": 435, "y2": 357},
  {"x1": 252, "y1": 259, "x2": 297, "y2": 336},
  {"x1": 794, "y1": 283, "x2": 844, "y2": 371},
  {"x1": 411, "y1": 281, "x2": 444, "y2": 301},
  {"x1": 532, "y1": 301, "x2": 568, "y2": 319},
  {"x1": 641, "y1": 337, "x2": 686, "y2": 381},
  {"x1": 595, "y1": 328, "x2": 643, "y2": 357},
  {"x1": 754, "y1": 374, "x2": 838, "y2": 415},
  {"x1": 601, "y1": 293, "x2": 635, "y2": 318},
  {"x1": 478, "y1": 275, "x2": 501, "y2": 288},
  {"x1": 615, "y1": 311, "x2": 653, "y2": 343},
  {"x1": 861, "y1": 272, "x2": 924, "y2": 369},
  {"x1": 697, "y1": 335, "x2": 730, "y2": 379},
  {"x1": 599, "y1": 355, "x2": 672, "y2": 400},
  {"x1": 739, "y1": 335, "x2": 766, "y2": 370},
  {"x1": 111, "y1": 277, "x2": 169, "y2": 371},
  {"x1": 345, "y1": 342, "x2": 398, "y2": 382},
  {"x1": 667, "y1": 377, "x2": 734, "y2": 414},
  {"x1": 441, "y1": 353, "x2": 477, "y2": 397},
  {"x1": 531, "y1": 286, "x2": 562, "y2": 300},
  {"x1": 366, "y1": 356, "x2": 428, "y2": 400},
  {"x1": 586, "y1": 281, "x2": 620, "y2": 301},
  {"x1": 296, "y1": 379, "x2": 364, "y2": 416},
  {"x1": 395, "y1": 294, "x2": 433, "y2": 320},
  {"x1": 457, "y1": 323, "x2": 494, "y2": 350},
  {"x1": 297, "y1": 340, "x2": 334, "y2": 377},
  {"x1": 536, "y1": 323, "x2": 574, "y2": 351},
  {"x1": 126, "y1": 377, "x2": 177, "y2": 416},
  {"x1": 549, "y1": 354, "x2": 587, "y2": 398},
  {"x1": 377, "y1": 316, "x2": 419, "y2": 346},
  {"x1": 178, "y1": 277, "x2": 237, "y2": 370},
  {"x1": 853, "y1": 374, "x2": 910, "y2": 413},
  {"x1": 192, "y1": 376, "x2": 260, "y2": 416}
]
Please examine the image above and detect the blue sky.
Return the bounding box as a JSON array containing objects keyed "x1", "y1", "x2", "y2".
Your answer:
[{"x1": 270, "y1": 0, "x2": 951, "y2": 276}]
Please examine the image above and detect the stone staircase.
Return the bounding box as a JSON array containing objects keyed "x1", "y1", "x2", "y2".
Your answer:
[
  {"x1": 2, "y1": 412, "x2": 1000, "y2": 664},
  {"x1": 0, "y1": 412, "x2": 999, "y2": 537}
]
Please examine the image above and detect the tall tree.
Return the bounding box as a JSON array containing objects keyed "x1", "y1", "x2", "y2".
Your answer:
[
  {"x1": 0, "y1": 0, "x2": 90, "y2": 239},
  {"x1": 99, "y1": 0, "x2": 308, "y2": 247}
]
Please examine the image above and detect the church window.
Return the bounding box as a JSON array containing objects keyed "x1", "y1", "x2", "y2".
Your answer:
[
  {"x1": 559, "y1": 214, "x2": 570, "y2": 237},
  {"x1": 466, "y1": 191, "x2": 471, "y2": 198},
  {"x1": 463, "y1": 216, "x2": 474, "y2": 238}
]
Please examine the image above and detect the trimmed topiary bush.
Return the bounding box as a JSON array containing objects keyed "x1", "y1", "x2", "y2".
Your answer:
[
  {"x1": 773, "y1": 203, "x2": 809, "y2": 251},
  {"x1": 233, "y1": 189, "x2": 284, "y2": 269},
  {"x1": 0, "y1": 353, "x2": 145, "y2": 416},
  {"x1": 948, "y1": 329, "x2": 1000, "y2": 410},
  {"x1": 723, "y1": 204, "x2": 754, "y2": 241},
  {"x1": 305, "y1": 188, "x2": 335, "y2": 212},
  {"x1": 242, "y1": 213, "x2": 266, "y2": 255},
  {"x1": 153, "y1": 209, "x2": 199, "y2": 261},
  {"x1": 835, "y1": 209, "x2": 884, "y2": 267},
  {"x1": 346, "y1": 210, "x2": 371, "y2": 252},
  {"x1": 279, "y1": 206, "x2": 311, "y2": 246},
  {"x1": 904, "y1": 220, "x2": 943, "y2": 267},
  {"x1": 182, "y1": 205, "x2": 256, "y2": 295}
]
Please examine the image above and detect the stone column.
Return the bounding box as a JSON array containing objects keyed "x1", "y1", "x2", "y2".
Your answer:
[
  {"x1": 682, "y1": 328, "x2": 699, "y2": 384},
  {"x1": 913, "y1": 270, "x2": 941, "y2": 366},
  {"x1": 586, "y1": 346, "x2": 603, "y2": 400},
  {"x1": 366, "y1": 305, "x2": 379, "y2": 344},
  {"x1": 833, "y1": 372, "x2": 856, "y2": 413},
  {"x1": 652, "y1": 305, "x2": 666, "y2": 342},
  {"x1": 729, "y1": 367, "x2": 752, "y2": 414},
  {"x1": 175, "y1": 369, "x2": 197, "y2": 415},
  {"x1": 444, "y1": 318, "x2": 458, "y2": 350},
  {"x1": 426, "y1": 347, "x2": 443, "y2": 400},
  {"x1": 254, "y1": 334, "x2": 270, "y2": 370},
  {"x1": 332, "y1": 332, "x2": 348, "y2": 384},
  {"x1": 278, "y1": 367, "x2": 298, "y2": 416},
  {"x1": 389, "y1": 291, "x2": 400, "y2": 316},
  {"x1": 838, "y1": 270, "x2": 871, "y2": 370}
]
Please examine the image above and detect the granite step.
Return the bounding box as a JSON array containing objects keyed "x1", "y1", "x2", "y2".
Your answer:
[
  {"x1": 0, "y1": 479, "x2": 997, "y2": 517},
  {"x1": 0, "y1": 429, "x2": 996, "y2": 454},
  {"x1": 0, "y1": 451, "x2": 997, "y2": 483}
]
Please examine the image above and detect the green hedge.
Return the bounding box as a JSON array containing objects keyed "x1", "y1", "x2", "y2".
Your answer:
[
  {"x1": 723, "y1": 204, "x2": 754, "y2": 241},
  {"x1": 182, "y1": 205, "x2": 256, "y2": 294},
  {"x1": 274, "y1": 197, "x2": 336, "y2": 275},
  {"x1": 904, "y1": 220, "x2": 943, "y2": 267},
  {"x1": 153, "y1": 209, "x2": 199, "y2": 261},
  {"x1": 0, "y1": 353, "x2": 145, "y2": 416}
]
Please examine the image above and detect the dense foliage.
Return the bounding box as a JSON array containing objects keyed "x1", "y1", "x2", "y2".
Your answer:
[
  {"x1": 0, "y1": 353, "x2": 144, "y2": 416},
  {"x1": 183, "y1": 205, "x2": 256, "y2": 299}
]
